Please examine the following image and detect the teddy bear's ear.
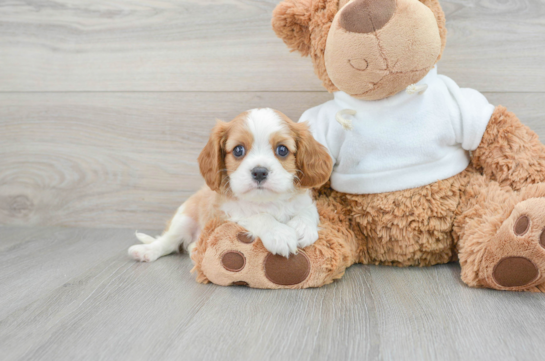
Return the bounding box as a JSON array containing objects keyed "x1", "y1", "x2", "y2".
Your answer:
[{"x1": 272, "y1": 0, "x2": 313, "y2": 56}]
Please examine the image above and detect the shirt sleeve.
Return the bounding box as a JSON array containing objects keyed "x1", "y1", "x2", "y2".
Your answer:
[
  {"x1": 299, "y1": 103, "x2": 344, "y2": 166},
  {"x1": 439, "y1": 75, "x2": 496, "y2": 151}
]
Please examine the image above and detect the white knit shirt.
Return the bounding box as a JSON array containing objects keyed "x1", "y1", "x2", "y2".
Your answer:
[{"x1": 299, "y1": 67, "x2": 495, "y2": 194}]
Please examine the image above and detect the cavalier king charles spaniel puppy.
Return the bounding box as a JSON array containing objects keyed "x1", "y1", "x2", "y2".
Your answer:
[{"x1": 128, "y1": 108, "x2": 333, "y2": 262}]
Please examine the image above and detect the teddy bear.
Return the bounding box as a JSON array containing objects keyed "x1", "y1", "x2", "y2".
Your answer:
[{"x1": 191, "y1": 0, "x2": 545, "y2": 292}]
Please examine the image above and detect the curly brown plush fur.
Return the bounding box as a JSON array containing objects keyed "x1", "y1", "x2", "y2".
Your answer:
[
  {"x1": 191, "y1": 0, "x2": 545, "y2": 291},
  {"x1": 472, "y1": 106, "x2": 545, "y2": 190}
]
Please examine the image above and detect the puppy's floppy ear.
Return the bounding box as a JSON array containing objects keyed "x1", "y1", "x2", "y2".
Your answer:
[
  {"x1": 198, "y1": 120, "x2": 228, "y2": 192},
  {"x1": 293, "y1": 121, "x2": 333, "y2": 189},
  {"x1": 272, "y1": 0, "x2": 312, "y2": 56}
]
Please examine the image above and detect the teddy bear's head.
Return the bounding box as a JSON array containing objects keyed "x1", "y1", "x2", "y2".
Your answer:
[{"x1": 272, "y1": 0, "x2": 447, "y2": 100}]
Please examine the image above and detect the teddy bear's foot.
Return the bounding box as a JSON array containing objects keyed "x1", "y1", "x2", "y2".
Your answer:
[
  {"x1": 190, "y1": 209, "x2": 358, "y2": 289},
  {"x1": 197, "y1": 223, "x2": 312, "y2": 288},
  {"x1": 479, "y1": 198, "x2": 545, "y2": 290}
]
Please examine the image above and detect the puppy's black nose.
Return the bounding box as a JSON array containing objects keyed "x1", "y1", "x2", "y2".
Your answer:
[{"x1": 251, "y1": 167, "x2": 268, "y2": 183}]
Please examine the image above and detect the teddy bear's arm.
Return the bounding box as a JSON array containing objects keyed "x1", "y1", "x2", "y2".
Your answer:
[{"x1": 472, "y1": 105, "x2": 545, "y2": 191}]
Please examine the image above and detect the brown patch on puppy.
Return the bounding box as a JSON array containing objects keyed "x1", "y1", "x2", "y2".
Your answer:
[
  {"x1": 269, "y1": 129, "x2": 298, "y2": 176},
  {"x1": 198, "y1": 120, "x2": 229, "y2": 192},
  {"x1": 198, "y1": 112, "x2": 253, "y2": 193},
  {"x1": 273, "y1": 110, "x2": 333, "y2": 189},
  {"x1": 224, "y1": 116, "x2": 254, "y2": 178}
]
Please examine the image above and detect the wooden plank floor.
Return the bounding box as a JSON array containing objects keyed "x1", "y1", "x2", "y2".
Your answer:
[{"x1": 1, "y1": 226, "x2": 545, "y2": 361}]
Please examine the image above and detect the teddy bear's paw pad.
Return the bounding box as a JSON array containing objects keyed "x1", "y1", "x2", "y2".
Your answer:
[
  {"x1": 221, "y1": 251, "x2": 246, "y2": 272},
  {"x1": 484, "y1": 198, "x2": 545, "y2": 290},
  {"x1": 237, "y1": 232, "x2": 255, "y2": 244},
  {"x1": 492, "y1": 257, "x2": 539, "y2": 288},
  {"x1": 513, "y1": 215, "x2": 530, "y2": 236},
  {"x1": 230, "y1": 281, "x2": 249, "y2": 287},
  {"x1": 264, "y1": 252, "x2": 311, "y2": 286}
]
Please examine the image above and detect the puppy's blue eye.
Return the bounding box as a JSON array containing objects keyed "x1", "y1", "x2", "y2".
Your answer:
[
  {"x1": 276, "y1": 145, "x2": 289, "y2": 157},
  {"x1": 233, "y1": 145, "x2": 245, "y2": 158}
]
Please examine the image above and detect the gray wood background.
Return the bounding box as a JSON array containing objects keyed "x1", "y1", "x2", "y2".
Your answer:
[
  {"x1": 1, "y1": 0, "x2": 544, "y2": 230},
  {"x1": 1, "y1": 1, "x2": 545, "y2": 360}
]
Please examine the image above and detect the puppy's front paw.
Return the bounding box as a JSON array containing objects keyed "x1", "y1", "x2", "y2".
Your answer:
[
  {"x1": 128, "y1": 244, "x2": 161, "y2": 262},
  {"x1": 260, "y1": 225, "x2": 298, "y2": 258},
  {"x1": 288, "y1": 218, "x2": 319, "y2": 249}
]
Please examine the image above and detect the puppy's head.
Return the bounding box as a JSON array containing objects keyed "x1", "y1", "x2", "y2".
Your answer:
[{"x1": 198, "y1": 108, "x2": 332, "y2": 202}]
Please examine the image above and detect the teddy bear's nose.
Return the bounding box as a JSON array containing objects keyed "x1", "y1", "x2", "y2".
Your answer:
[{"x1": 339, "y1": 0, "x2": 396, "y2": 34}]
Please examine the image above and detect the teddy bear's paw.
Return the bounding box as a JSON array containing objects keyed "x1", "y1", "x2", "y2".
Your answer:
[
  {"x1": 197, "y1": 223, "x2": 320, "y2": 289},
  {"x1": 481, "y1": 198, "x2": 545, "y2": 290}
]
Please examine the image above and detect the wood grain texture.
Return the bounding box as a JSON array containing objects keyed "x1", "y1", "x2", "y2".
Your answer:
[
  {"x1": 1, "y1": 91, "x2": 544, "y2": 229},
  {"x1": 0, "y1": 227, "x2": 151, "y2": 320},
  {"x1": 1, "y1": 226, "x2": 545, "y2": 361},
  {"x1": 0, "y1": 0, "x2": 544, "y2": 92}
]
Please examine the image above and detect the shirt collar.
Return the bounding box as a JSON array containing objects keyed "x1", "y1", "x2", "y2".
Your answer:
[{"x1": 333, "y1": 66, "x2": 438, "y2": 109}]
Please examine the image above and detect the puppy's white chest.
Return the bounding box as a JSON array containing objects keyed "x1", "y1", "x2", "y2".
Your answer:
[{"x1": 221, "y1": 194, "x2": 311, "y2": 223}]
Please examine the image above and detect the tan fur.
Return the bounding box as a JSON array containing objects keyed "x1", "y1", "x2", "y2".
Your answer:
[
  {"x1": 472, "y1": 106, "x2": 545, "y2": 190},
  {"x1": 269, "y1": 131, "x2": 296, "y2": 154},
  {"x1": 198, "y1": 120, "x2": 229, "y2": 193},
  {"x1": 290, "y1": 121, "x2": 333, "y2": 188},
  {"x1": 224, "y1": 122, "x2": 254, "y2": 181},
  {"x1": 198, "y1": 113, "x2": 254, "y2": 193},
  {"x1": 175, "y1": 186, "x2": 226, "y2": 231}
]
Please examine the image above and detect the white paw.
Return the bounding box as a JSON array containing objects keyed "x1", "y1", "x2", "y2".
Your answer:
[
  {"x1": 288, "y1": 218, "x2": 319, "y2": 249},
  {"x1": 260, "y1": 224, "x2": 299, "y2": 258},
  {"x1": 135, "y1": 231, "x2": 157, "y2": 244},
  {"x1": 128, "y1": 244, "x2": 162, "y2": 262}
]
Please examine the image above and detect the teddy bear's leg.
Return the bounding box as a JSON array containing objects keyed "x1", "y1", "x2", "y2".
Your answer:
[
  {"x1": 347, "y1": 170, "x2": 473, "y2": 267},
  {"x1": 454, "y1": 173, "x2": 545, "y2": 291},
  {"x1": 472, "y1": 105, "x2": 545, "y2": 190},
  {"x1": 190, "y1": 195, "x2": 359, "y2": 289}
]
